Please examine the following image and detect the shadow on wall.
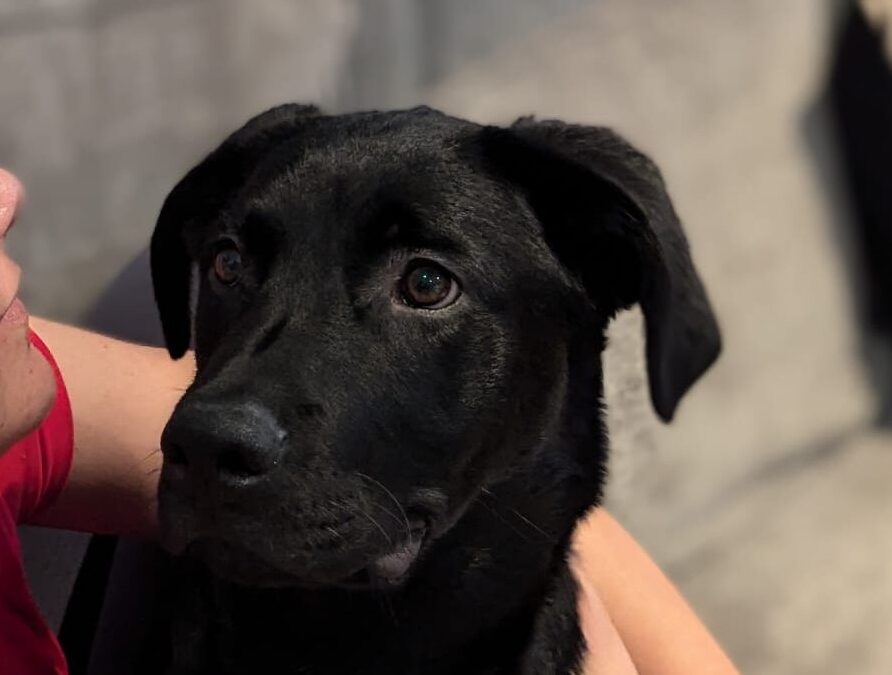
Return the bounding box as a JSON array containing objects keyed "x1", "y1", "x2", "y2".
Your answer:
[{"x1": 803, "y1": 3, "x2": 892, "y2": 426}]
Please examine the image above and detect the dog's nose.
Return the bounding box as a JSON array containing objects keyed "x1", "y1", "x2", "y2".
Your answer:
[{"x1": 161, "y1": 399, "x2": 287, "y2": 485}]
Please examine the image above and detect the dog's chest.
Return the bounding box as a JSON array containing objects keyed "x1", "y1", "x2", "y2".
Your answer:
[{"x1": 168, "y1": 563, "x2": 583, "y2": 675}]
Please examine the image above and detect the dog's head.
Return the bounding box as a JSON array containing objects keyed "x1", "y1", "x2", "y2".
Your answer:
[{"x1": 152, "y1": 105, "x2": 719, "y2": 589}]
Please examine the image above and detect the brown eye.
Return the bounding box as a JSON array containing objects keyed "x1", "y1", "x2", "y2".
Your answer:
[
  {"x1": 213, "y1": 244, "x2": 243, "y2": 286},
  {"x1": 401, "y1": 263, "x2": 460, "y2": 309}
]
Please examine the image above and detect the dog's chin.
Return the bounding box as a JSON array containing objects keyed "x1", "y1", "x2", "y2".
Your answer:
[
  {"x1": 186, "y1": 539, "x2": 305, "y2": 589},
  {"x1": 184, "y1": 526, "x2": 430, "y2": 591}
]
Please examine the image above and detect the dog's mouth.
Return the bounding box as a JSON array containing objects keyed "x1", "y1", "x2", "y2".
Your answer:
[
  {"x1": 338, "y1": 520, "x2": 429, "y2": 590},
  {"x1": 184, "y1": 520, "x2": 431, "y2": 591}
]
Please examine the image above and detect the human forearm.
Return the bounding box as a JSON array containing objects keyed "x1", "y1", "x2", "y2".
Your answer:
[
  {"x1": 26, "y1": 317, "x2": 193, "y2": 538},
  {"x1": 572, "y1": 509, "x2": 739, "y2": 675}
]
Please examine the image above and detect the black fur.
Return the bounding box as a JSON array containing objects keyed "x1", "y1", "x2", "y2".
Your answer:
[{"x1": 150, "y1": 105, "x2": 720, "y2": 674}]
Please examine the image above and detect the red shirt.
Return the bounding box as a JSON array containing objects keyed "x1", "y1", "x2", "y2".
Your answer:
[{"x1": 0, "y1": 332, "x2": 73, "y2": 674}]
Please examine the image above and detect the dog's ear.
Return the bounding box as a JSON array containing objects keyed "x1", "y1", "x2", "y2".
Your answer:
[
  {"x1": 477, "y1": 118, "x2": 720, "y2": 421},
  {"x1": 151, "y1": 104, "x2": 321, "y2": 358}
]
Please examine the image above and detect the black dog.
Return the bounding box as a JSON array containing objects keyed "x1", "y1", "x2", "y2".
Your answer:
[{"x1": 150, "y1": 104, "x2": 720, "y2": 674}]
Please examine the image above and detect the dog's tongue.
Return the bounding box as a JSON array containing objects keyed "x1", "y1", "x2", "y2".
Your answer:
[{"x1": 371, "y1": 537, "x2": 423, "y2": 583}]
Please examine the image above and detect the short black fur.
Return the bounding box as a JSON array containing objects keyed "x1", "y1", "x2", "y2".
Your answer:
[{"x1": 150, "y1": 105, "x2": 720, "y2": 674}]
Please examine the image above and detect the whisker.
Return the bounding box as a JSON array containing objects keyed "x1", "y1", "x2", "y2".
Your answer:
[
  {"x1": 349, "y1": 504, "x2": 393, "y2": 546},
  {"x1": 478, "y1": 489, "x2": 550, "y2": 541},
  {"x1": 510, "y1": 509, "x2": 551, "y2": 540},
  {"x1": 356, "y1": 472, "x2": 411, "y2": 540},
  {"x1": 369, "y1": 502, "x2": 408, "y2": 528},
  {"x1": 475, "y1": 496, "x2": 531, "y2": 542}
]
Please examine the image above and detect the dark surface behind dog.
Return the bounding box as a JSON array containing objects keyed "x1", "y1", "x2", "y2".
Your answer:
[{"x1": 148, "y1": 105, "x2": 718, "y2": 673}]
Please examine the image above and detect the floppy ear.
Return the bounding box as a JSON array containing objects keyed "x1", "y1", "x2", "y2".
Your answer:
[
  {"x1": 478, "y1": 118, "x2": 721, "y2": 421},
  {"x1": 151, "y1": 104, "x2": 321, "y2": 358}
]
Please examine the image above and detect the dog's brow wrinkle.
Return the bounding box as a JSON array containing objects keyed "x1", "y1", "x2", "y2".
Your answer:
[
  {"x1": 296, "y1": 403, "x2": 325, "y2": 417},
  {"x1": 252, "y1": 317, "x2": 288, "y2": 355}
]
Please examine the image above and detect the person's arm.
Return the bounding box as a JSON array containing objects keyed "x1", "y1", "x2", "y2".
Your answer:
[
  {"x1": 25, "y1": 317, "x2": 194, "y2": 538},
  {"x1": 575, "y1": 565, "x2": 639, "y2": 674},
  {"x1": 572, "y1": 509, "x2": 739, "y2": 675}
]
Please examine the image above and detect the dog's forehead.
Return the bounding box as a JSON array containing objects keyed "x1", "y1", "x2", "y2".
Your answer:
[
  {"x1": 252, "y1": 109, "x2": 474, "y2": 184},
  {"x1": 234, "y1": 118, "x2": 530, "y2": 249}
]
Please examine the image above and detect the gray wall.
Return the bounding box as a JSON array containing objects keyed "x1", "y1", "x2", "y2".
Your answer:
[{"x1": 1, "y1": 0, "x2": 594, "y2": 323}]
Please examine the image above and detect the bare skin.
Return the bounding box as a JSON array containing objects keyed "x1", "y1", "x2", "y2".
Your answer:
[
  {"x1": 0, "y1": 170, "x2": 56, "y2": 451},
  {"x1": 3, "y1": 168, "x2": 738, "y2": 674},
  {"x1": 573, "y1": 512, "x2": 740, "y2": 675}
]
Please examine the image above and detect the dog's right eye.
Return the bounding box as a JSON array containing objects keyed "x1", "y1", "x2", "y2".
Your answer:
[{"x1": 213, "y1": 242, "x2": 244, "y2": 286}]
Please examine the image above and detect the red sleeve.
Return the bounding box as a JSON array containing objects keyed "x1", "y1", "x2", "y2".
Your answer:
[{"x1": 0, "y1": 331, "x2": 74, "y2": 523}]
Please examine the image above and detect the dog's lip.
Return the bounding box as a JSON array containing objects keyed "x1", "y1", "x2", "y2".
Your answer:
[
  {"x1": 370, "y1": 523, "x2": 427, "y2": 581},
  {"x1": 337, "y1": 521, "x2": 429, "y2": 590},
  {"x1": 168, "y1": 520, "x2": 432, "y2": 591}
]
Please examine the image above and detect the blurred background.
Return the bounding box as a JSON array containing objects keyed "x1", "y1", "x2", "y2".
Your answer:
[{"x1": 3, "y1": 0, "x2": 891, "y2": 673}]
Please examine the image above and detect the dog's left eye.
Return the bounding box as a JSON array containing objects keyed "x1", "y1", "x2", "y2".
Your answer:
[
  {"x1": 213, "y1": 242, "x2": 244, "y2": 286},
  {"x1": 400, "y1": 262, "x2": 460, "y2": 309}
]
